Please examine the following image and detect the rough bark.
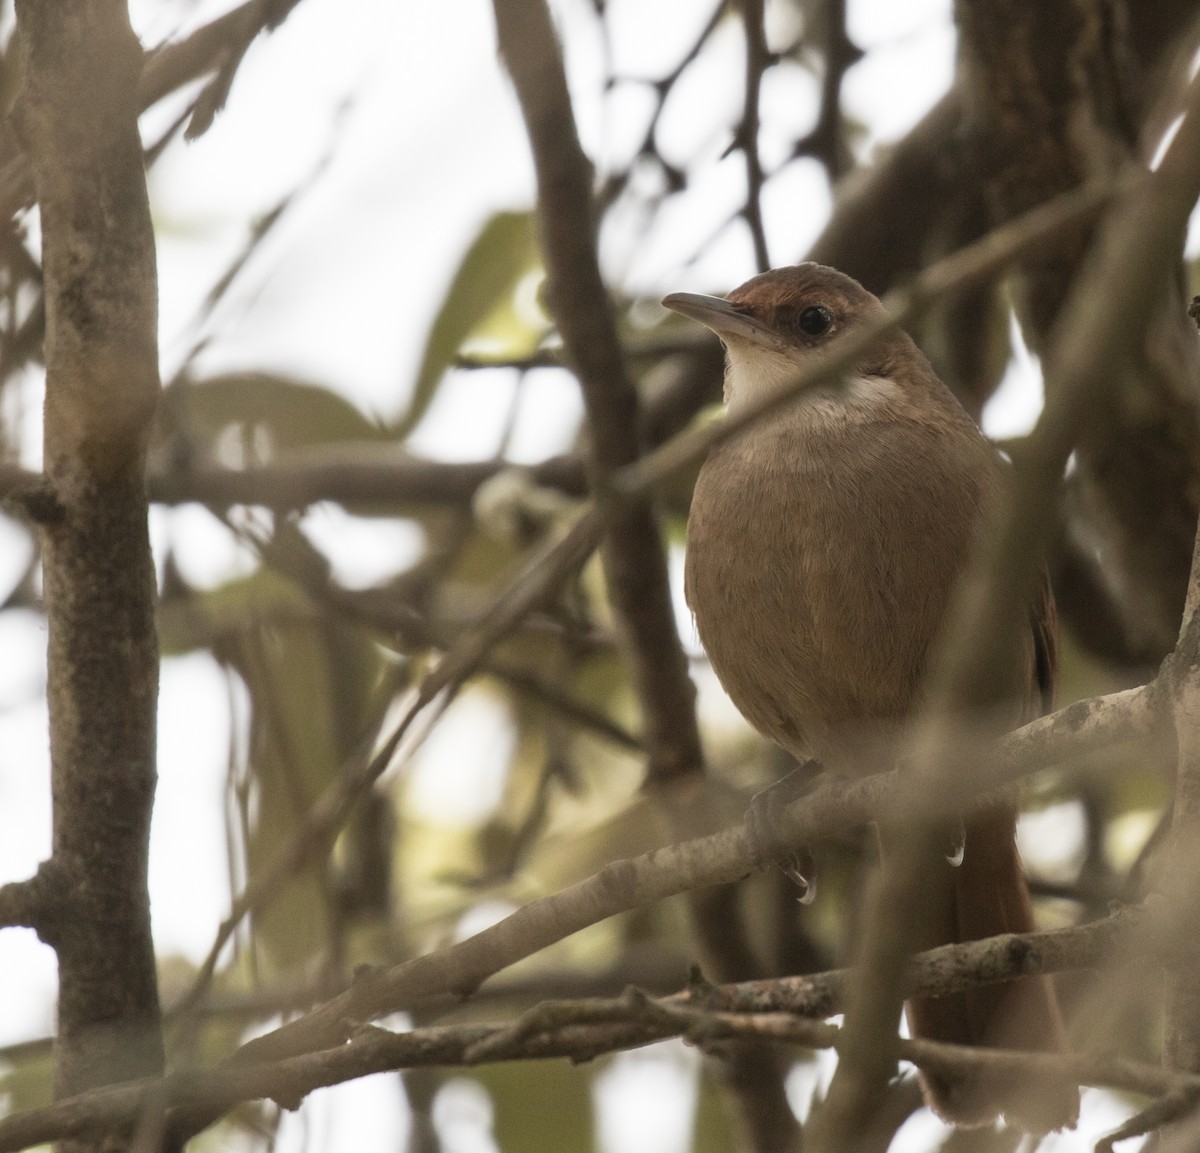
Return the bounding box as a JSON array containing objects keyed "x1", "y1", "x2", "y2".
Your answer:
[{"x1": 9, "y1": 0, "x2": 165, "y2": 1131}]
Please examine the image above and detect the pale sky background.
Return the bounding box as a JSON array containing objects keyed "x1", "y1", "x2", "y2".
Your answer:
[{"x1": 0, "y1": 0, "x2": 1196, "y2": 1149}]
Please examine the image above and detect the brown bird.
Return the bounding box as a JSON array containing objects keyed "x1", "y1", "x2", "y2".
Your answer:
[{"x1": 665, "y1": 263, "x2": 1077, "y2": 1130}]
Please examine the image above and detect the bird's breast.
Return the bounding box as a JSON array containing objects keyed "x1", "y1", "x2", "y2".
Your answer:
[{"x1": 685, "y1": 401, "x2": 993, "y2": 770}]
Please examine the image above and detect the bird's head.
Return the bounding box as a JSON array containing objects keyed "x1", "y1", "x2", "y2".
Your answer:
[{"x1": 662, "y1": 263, "x2": 916, "y2": 413}]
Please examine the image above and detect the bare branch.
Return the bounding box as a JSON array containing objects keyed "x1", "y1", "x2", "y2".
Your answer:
[
  {"x1": 734, "y1": 0, "x2": 770, "y2": 272},
  {"x1": 196, "y1": 680, "x2": 1156, "y2": 1081},
  {"x1": 493, "y1": 0, "x2": 704, "y2": 785},
  {"x1": 0, "y1": 905, "x2": 1168, "y2": 1153},
  {"x1": 139, "y1": 0, "x2": 307, "y2": 113},
  {"x1": 148, "y1": 452, "x2": 587, "y2": 509}
]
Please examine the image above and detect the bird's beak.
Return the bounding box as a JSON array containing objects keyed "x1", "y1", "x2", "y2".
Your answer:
[{"x1": 661, "y1": 292, "x2": 783, "y2": 351}]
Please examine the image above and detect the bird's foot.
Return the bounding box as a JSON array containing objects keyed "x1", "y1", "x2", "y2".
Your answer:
[
  {"x1": 946, "y1": 816, "x2": 966, "y2": 867},
  {"x1": 745, "y1": 760, "x2": 823, "y2": 900},
  {"x1": 779, "y1": 846, "x2": 818, "y2": 904}
]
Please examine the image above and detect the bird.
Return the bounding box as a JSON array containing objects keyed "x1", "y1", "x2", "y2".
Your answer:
[{"x1": 664, "y1": 262, "x2": 1077, "y2": 1131}]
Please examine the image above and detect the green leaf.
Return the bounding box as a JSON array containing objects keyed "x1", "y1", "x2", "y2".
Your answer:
[
  {"x1": 398, "y1": 210, "x2": 540, "y2": 438},
  {"x1": 0, "y1": 1040, "x2": 52, "y2": 1113},
  {"x1": 157, "y1": 568, "x2": 313, "y2": 658},
  {"x1": 475, "y1": 1062, "x2": 594, "y2": 1153},
  {"x1": 162, "y1": 372, "x2": 389, "y2": 456},
  {"x1": 161, "y1": 542, "x2": 389, "y2": 972},
  {"x1": 694, "y1": 1062, "x2": 739, "y2": 1153}
]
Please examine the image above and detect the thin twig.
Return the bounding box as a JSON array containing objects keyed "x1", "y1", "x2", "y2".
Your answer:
[
  {"x1": 791, "y1": 0, "x2": 860, "y2": 177},
  {"x1": 201, "y1": 680, "x2": 1157, "y2": 1077},
  {"x1": 735, "y1": 0, "x2": 771, "y2": 272},
  {"x1": 0, "y1": 909, "x2": 1179, "y2": 1153}
]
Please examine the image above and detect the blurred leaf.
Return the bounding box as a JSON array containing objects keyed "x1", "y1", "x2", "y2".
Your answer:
[
  {"x1": 160, "y1": 372, "x2": 389, "y2": 458},
  {"x1": 475, "y1": 1061, "x2": 593, "y2": 1153},
  {"x1": 398, "y1": 210, "x2": 540, "y2": 438},
  {"x1": 238, "y1": 613, "x2": 342, "y2": 969},
  {"x1": 173, "y1": 534, "x2": 389, "y2": 972},
  {"x1": 466, "y1": 268, "x2": 547, "y2": 356},
  {"x1": 446, "y1": 526, "x2": 523, "y2": 588},
  {"x1": 694, "y1": 1062, "x2": 738, "y2": 1153},
  {"x1": 158, "y1": 568, "x2": 313, "y2": 657},
  {"x1": 0, "y1": 1041, "x2": 52, "y2": 1114}
]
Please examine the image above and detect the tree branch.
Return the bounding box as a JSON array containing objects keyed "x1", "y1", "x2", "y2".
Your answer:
[
  {"x1": 490, "y1": 5, "x2": 798, "y2": 1145},
  {"x1": 191, "y1": 679, "x2": 1157, "y2": 1081},
  {"x1": 493, "y1": 0, "x2": 704, "y2": 785},
  {"x1": 1, "y1": 334, "x2": 720, "y2": 516},
  {"x1": 0, "y1": 906, "x2": 1164, "y2": 1153},
  {"x1": 12, "y1": 0, "x2": 167, "y2": 1111},
  {"x1": 735, "y1": 0, "x2": 771, "y2": 272}
]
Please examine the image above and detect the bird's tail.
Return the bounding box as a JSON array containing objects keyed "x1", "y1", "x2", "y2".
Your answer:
[{"x1": 895, "y1": 805, "x2": 1080, "y2": 1131}]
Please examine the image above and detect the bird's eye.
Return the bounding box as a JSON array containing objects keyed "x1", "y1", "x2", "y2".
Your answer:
[{"x1": 798, "y1": 306, "x2": 832, "y2": 336}]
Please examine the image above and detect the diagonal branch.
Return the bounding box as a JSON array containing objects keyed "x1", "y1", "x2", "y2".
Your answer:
[
  {"x1": 139, "y1": 0, "x2": 308, "y2": 113},
  {"x1": 197, "y1": 679, "x2": 1157, "y2": 1076},
  {"x1": 0, "y1": 905, "x2": 1164, "y2": 1153}
]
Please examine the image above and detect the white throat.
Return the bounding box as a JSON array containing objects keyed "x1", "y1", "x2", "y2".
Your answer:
[{"x1": 722, "y1": 342, "x2": 900, "y2": 421}]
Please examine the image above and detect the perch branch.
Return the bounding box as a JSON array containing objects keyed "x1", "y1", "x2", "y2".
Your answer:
[{"x1": 0, "y1": 905, "x2": 1170, "y2": 1153}]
